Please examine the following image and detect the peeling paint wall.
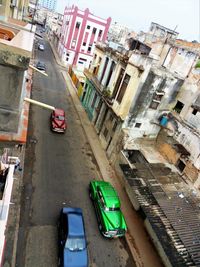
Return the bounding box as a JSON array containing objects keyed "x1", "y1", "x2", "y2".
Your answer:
[
  {"x1": 174, "y1": 121, "x2": 200, "y2": 169},
  {"x1": 184, "y1": 161, "x2": 199, "y2": 183},
  {"x1": 157, "y1": 143, "x2": 180, "y2": 165},
  {"x1": 0, "y1": 64, "x2": 24, "y2": 132},
  {"x1": 112, "y1": 63, "x2": 141, "y2": 120},
  {"x1": 123, "y1": 68, "x2": 183, "y2": 142},
  {"x1": 162, "y1": 47, "x2": 197, "y2": 79}
]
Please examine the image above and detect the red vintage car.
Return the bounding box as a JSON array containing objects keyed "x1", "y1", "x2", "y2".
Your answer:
[{"x1": 50, "y1": 109, "x2": 66, "y2": 133}]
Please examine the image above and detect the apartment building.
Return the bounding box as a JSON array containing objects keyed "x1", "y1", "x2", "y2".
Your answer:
[
  {"x1": 0, "y1": 0, "x2": 30, "y2": 21},
  {"x1": 58, "y1": 5, "x2": 111, "y2": 71},
  {"x1": 78, "y1": 23, "x2": 200, "y2": 266},
  {"x1": 0, "y1": 15, "x2": 35, "y2": 265},
  {"x1": 81, "y1": 23, "x2": 200, "y2": 184},
  {"x1": 38, "y1": 0, "x2": 57, "y2": 11}
]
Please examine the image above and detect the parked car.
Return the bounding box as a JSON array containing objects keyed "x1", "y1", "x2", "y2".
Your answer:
[
  {"x1": 38, "y1": 44, "x2": 44, "y2": 51},
  {"x1": 89, "y1": 180, "x2": 127, "y2": 238},
  {"x1": 36, "y1": 61, "x2": 46, "y2": 71},
  {"x1": 58, "y1": 207, "x2": 88, "y2": 267},
  {"x1": 50, "y1": 108, "x2": 66, "y2": 133}
]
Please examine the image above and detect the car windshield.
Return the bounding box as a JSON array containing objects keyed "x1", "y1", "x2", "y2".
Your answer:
[
  {"x1": 104, "y1": 207, "x2": 120, "y2": 211},
  {"x1": 65, "y1": 237, "x2": 86, "y2": 252},
  {"x1": 55, "y1": 115, "x2": 64, "y2": 120}
]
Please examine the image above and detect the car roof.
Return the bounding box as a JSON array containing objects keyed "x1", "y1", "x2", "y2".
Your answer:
[
  {"x1": 99, "y1": 182, "x2": 120, "y2": 208},
  {"x1": 54, "y1": 108, "x2": 65, "y2": 115},
  {"x1": 37, "y1": 61, "x2": 45, "y2": 65},
  {"x1": 68, "y1": 213, "x2": 85, "y2": 237}
]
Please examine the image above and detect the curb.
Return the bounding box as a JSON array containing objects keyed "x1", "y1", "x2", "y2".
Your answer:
[{"x1": 11, "y1": 148, "x2": 26, "y2": 267}]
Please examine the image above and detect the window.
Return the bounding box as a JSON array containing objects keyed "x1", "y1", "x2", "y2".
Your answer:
[
  {"x1": 105, "y1": 61, "x2": 116, "y2": 87},
  {"x1": 82, "y1": 42, "x2": 86, "y2": 46},
  {"x1": 94, "y1": 54, "x2": 97, "y2": 60},
  {"x1": 173, "y1": 100, "x2": 184, "y2": 114},
  {"x1": 116, "y1": 74, "x2": 130, "y2": 103},
  {"x1": 176, "y1": 159, "x2": 186, "y2": 173},
  {"x1": 87, "y1": 44, "x2": 92, "y2": 52},
  {"x1": 113, "y1": 68, "x2": 125, "y2": 98},
  {"x1": 135, "y1": 123, "x2": 142, "y2": 128},
  {"x1": 103, "y1": 127, "x2": 108, "y2": 138},
  {"x1": 149, "y1": 91, "x2": 164, "y2": 110},
  {"x1": 93, "y1": 28, "x2": 97, "y2": 34},
  {"x1": 79, "y1": 57, "x2": 87, "y2": 61},
  {"x1": 100, "y1": 57, "x2": 109, "y2": 83},
  {"x1": 109, "y1": 114, "x2": 114, "y2": 121},
  {"x1": 112, "y1": 121, "x2": 117, "y2": 132},
  {"x1": 150, "y1": 101, "x2": 160, "y2": 109},
  {"x1": 66, "y1": 57, "x2": 68, "y2": 61},
  {"x1": 76, "y1": 22, "x2": 81, "y2": 28},
  {"x1": 66, "y1": 21, "x2": 69, "y2": 25},
  {"x1": 192, "y1": 108, "x2": 198, "y2": 115},
  {"x1": 99, "y1": 30, "x2": 103, "y2": 37},
  {"x1": 91, "y1": 94, "x2": 97, "y2": 108},
  {"x1": 66, "y1": 53, "x2": 69, "y2": 56},
  {"x1": 87, "y1": 25, "x2": 90, "y2": 29},
  {"x1": 78, "y1": 61, "x2": 84, "y2": 64},
  {"x1": 71, "y1": 40, "x2": 76, "y2": 48}
]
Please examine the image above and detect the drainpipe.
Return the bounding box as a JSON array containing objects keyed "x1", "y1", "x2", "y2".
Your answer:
[{"x1": 24, "y1": 97, "x2": 55, "y2": 110}]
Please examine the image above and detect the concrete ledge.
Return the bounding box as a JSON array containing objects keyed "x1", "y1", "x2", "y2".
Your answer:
[{"x1": 144, "y1": 219, "x2": 173, "y2": 267}]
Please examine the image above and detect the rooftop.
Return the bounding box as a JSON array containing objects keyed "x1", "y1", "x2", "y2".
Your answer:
[{"x1": 120, "y1": 143, "x2": 200, "y2": 266}]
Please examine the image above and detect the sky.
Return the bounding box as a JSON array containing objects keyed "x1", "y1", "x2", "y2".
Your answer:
[{"x1": 56, "y1": 0, "x2": 199, "y2": 41}]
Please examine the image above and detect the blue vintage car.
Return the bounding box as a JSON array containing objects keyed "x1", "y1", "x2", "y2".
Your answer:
[{"x1": 58, "y1": 207, "x2": 88, "y2": 267}]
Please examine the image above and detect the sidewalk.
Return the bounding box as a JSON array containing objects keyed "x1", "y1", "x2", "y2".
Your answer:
[{"x1": 49, "y1": 42, "x2": 163, "y2": 267}]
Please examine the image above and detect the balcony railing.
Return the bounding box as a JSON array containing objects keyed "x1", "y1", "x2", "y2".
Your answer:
[{"x1": 84, "y1": 69, "x2": 114, "y2": 106}]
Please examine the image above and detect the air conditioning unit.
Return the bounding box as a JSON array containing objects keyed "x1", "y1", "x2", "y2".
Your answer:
[{"x1": 10, "y1": 0, "x2": 17, "y2": 7}]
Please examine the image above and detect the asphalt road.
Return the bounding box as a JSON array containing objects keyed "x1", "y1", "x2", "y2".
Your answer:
[{"x1": 13, "y1": 33, "x2": 136, "y2": 267}]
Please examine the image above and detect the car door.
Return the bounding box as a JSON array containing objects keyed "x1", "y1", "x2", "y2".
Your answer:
[
  {"x1": 96, "y1": 189, "x2": 104, "y2": 225},
  {"x1": 58, "y1": 212, "x2": 68, "y2": 265}
]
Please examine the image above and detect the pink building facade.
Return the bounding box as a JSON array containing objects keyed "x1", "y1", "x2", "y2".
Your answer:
[{"x1": 58, "y1": 5, "x2": 111, "y2": 71}]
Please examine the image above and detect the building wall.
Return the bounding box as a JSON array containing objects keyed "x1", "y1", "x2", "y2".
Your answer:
[
  {"x1": 58, "y1": 6, "x2": 111, "y2": 70},
  {"x1": 162, "y1": 47, "x2": 197, "y2": 79},
  {"x1": 0, "y1": 65, "x2": 25, "y2": 132},
  {"x1": 39, "y1": 0, "x2": 57, "y2": 10},
  {"x1": 123, "y1": 68, "x2": 183, "y2": 143}
]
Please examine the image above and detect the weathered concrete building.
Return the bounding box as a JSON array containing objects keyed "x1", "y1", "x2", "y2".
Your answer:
[
  {"x1": 79, "y1": 22, "x2": 200, "y2": 266},
  {"x1": 82, "y1": 37, "x2": 186, "y2": 156},
  {"x1": 0, "y1": 20, "x2": 34, "y2": 140},
  {"x1": 0, "y1": 0, "x2": 30, "y2": 21},
  {"x1": 155, "y1": 41, "x2": 200, "y2": 186},
  {"x1": 0, "y1": 16, "x2": 35, "y2": 265}
]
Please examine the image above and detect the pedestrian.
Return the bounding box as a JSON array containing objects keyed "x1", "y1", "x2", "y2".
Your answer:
[
  {"x1": 17, "y1": 143, "x2": 23, "y2": 152},
  {"x1": 15, "y1": 158, "x2": 20, "y2": 171}
]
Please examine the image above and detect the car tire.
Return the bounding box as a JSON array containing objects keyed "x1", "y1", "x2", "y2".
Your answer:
[
  {"x1": 89, "y1": 187, "x2": 93, "y2": 200},
  {"x1": 99, "y1": 223, "x2": 102, "y2": 231}
]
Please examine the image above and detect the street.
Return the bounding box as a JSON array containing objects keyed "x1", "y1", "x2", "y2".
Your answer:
[{"x1": 12, "y1": 37, "x2": 136, "y2": 267}]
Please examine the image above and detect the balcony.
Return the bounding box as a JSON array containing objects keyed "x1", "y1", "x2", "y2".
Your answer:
[
  {"x1": 84, "y1": 69, "x2": 114, "y2": 106},
  {"x1": 0, "y1": 20, "x2": 35, "y2": 142},
  {"x1": 84, "y1": 68, "x2": 104, "y2": 92}
]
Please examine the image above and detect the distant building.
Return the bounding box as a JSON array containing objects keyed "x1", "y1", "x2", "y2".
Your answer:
[
  {"x1": 58, "y1": 5, "x2": 111, "y2": 71},
  {"x1": 108, "y1": 22, "x2": 134, "y2": 45},
  {"x1": 137, "y1": 22, "x2": 179, "y2": 44},
  {"x1": 0, "y1": 0, "x2": 29, "y2": 20},
  {"x1": 38, "y1": 0, "x2": 57, "y2": 11}
]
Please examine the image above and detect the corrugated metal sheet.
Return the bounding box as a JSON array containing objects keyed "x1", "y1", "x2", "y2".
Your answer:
[{"x1": 120, "y1": 150, "x2": 200, "y2": 266}]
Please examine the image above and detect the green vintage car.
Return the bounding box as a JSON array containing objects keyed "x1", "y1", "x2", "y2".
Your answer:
[{"x1": 89, "y1": 180, "x2": 127, "y2": 238}]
